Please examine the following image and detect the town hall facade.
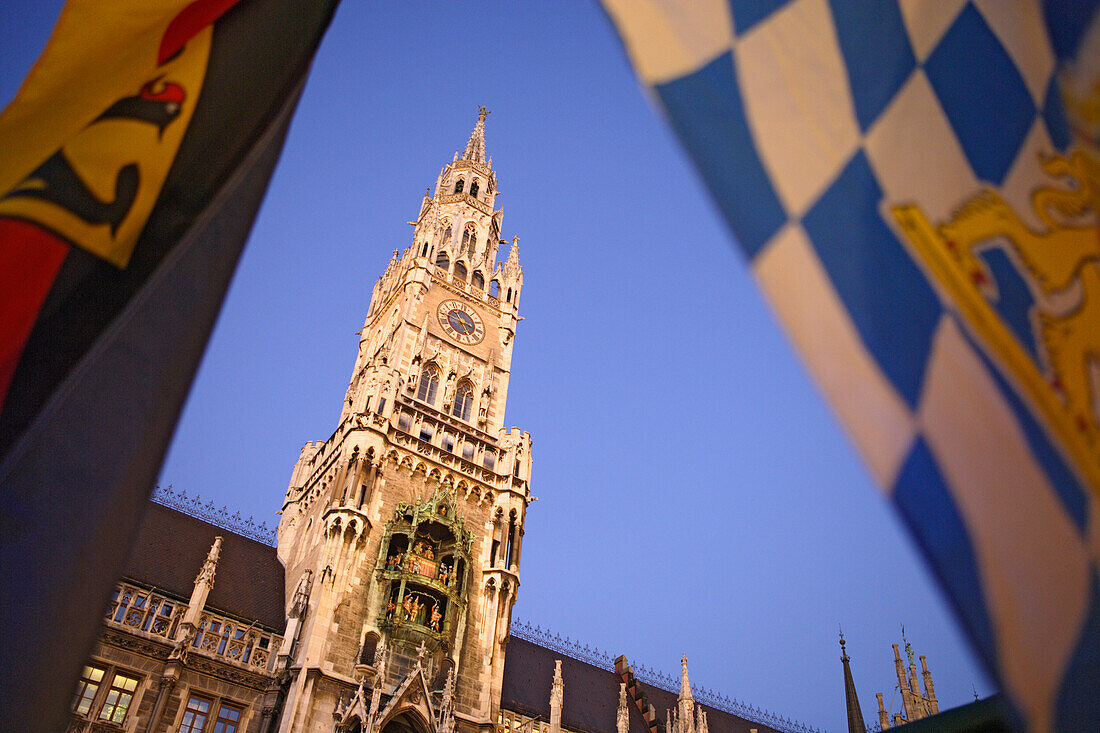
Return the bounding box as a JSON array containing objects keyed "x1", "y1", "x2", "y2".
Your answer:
[{"x1": 68, "y1": 110, "x2": 812, "y2": 733}]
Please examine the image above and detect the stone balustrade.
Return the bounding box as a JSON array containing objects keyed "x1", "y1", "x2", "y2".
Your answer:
[{"x1": 103, "y1": 581, "x2": 281, "y2": 673}]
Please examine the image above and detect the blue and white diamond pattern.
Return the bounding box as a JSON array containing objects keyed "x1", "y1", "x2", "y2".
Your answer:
[{"x1": 601, "y1": 1, "x2": 1100, "y2": 728}]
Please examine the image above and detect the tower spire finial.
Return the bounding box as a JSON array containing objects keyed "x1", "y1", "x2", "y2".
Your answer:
[
  {"x1": 839, "y1": 628, "x2": 867, "y2": 733},
  {"x1": 462, "y1": 106, "x2": 489, "y2": 163}
]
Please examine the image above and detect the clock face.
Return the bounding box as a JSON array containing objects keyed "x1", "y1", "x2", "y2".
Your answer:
[{"x1": 437, "y1": 299, "x2": 485, "y2": 345}]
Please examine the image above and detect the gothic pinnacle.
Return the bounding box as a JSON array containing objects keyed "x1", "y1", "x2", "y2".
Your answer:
[
  {"x1": 679, "y1": 655, "x2": 693, "y2": 701},
  {"x1": 462, "y1": 105, "x2": 488, "y2": 163}
]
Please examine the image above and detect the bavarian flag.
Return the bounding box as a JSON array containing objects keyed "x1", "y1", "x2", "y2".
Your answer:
[
  {"x1": 0, "y1": 2, "x2": 338, "y2": 730},
  {"x1": 602, "y1": 2, "x2": 1100, "y2": 731}
]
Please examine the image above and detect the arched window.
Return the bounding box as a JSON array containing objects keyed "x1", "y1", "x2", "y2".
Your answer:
[
  {"x1": 420, "y1": 242, "x2": 429, "y2": 257},
  {"x1": 442, "y1": 225, "x2": 452, "y2": 245},
  {"x1": 453, "y1": 179, "x2": 464, "y2": 194},
  {"x1": 506, "y1": 288, "x2": 512, "y2": 302},
  {"x1": 452, "y1": 382, "x2": 473, "y2": 421},
  {"x1": 472, "y1": 271, "x2": 484, "y2": 290},
  {"x1": 435, "y1": 250, "x2": 449, "y2": 269},
  {"x1": 461, "y1": 226, "x2": 474, "y2": 251},
  {"x1": 417, "y1": 365, "x2": 439, "y2": 404},
  {"x1": 454, "y1": 261, "x2": 467, "y2": 282},
  {"x1": 489, "y1": 280, "x2": 499, "y2": 297},
  {"x1": 469, "y1": 180, "x2": 480, "y2": 198}
]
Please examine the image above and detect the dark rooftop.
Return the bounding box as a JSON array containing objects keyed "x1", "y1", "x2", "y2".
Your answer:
[
  {"x1": 502, "y1": 635, "x2": 790, "y2": 733},
  {"x1": 122, "y1": 502, "x2": 286, "y2": 630}
]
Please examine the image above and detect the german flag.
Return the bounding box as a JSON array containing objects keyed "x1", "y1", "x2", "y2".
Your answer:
[{"x1": 0, "y1": 2, "x2": 339, "y2": 729}]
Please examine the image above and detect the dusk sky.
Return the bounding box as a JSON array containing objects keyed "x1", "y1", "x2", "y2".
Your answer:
[{"x1": 2, "y1": 3, "x2": 995, "y2": 731}]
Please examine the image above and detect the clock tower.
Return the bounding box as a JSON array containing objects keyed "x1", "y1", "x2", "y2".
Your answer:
[{"x1": 274, "y1": 107, "x2": 531, "y2": 733}]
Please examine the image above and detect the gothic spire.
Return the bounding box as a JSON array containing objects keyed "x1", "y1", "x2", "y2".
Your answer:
[
  {"x1": 678, "y1": 655, "x2": 693, "y2": 702},
  {"x1": 462, "y1": 106, "x2": 488, "y2": 164},
  {"x1": 840, "y1": 629, "x2": 867, "y2": 733}
]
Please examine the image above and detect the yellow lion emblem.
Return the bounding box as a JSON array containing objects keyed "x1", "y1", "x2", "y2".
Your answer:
[{"x1": 893, "y1": 149, "x2": 1100, "y2": 490}]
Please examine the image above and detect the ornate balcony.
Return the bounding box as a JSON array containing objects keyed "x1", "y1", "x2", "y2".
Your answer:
[{"x1": 103, "y1": 581, "x2": 281, "y2": 673}]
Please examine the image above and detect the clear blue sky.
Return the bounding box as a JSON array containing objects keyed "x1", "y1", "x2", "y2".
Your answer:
[{"x1": 1, "y1": 3, "x2": 994, "y2": 731}]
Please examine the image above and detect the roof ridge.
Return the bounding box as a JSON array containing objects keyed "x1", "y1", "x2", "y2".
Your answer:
[
  {"x1": 151, "y1": 484, "x2": 277, "y2": 546},
  {"x1": 510, "y1": 619, "x2": 826, "y2": 733}
]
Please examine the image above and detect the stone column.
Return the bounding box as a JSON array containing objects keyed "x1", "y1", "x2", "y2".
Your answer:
[{"x1": 142, "y1": 675, "x2": 177, "y2": 733}]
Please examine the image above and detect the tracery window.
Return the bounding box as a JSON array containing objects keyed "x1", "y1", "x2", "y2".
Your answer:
[
  {"x1": 417, "y1": 365, "x2": 439, "y2": 404},
  {"x1": 452, "y1": 382, "x2": 473, "y2": 421},
  {"x1": 469, "y1": 180, "x2": 480, "y2": 197},
  {"x1": 454, "y1": 179, "x2": 464, "y2": 194}
]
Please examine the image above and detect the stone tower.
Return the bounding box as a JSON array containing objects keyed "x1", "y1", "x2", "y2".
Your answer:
[{"x1": 274, "y1": 107, "x2": 532, "y2": 733}]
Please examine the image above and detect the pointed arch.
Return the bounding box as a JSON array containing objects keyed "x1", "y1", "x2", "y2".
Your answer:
[
  {"x1": 461, "y1": 224, "x2": 476, "y2": 254},
  {"x1": 453, "y1": 179, "x2": 464, "y2": 194},
  {"x1": 435, "y1": 250, "x2": 449, "y2": 270},
  {"x1": 472, "y1": 271, "x2": 485, "y2": 290},
  {"x1": 417, "y1": 364, "x2": 440, "y2": 404},
  {"x1": 469, "y1": 180, "x2": 480, "y2": 198},
  {"x1": 453, "y1": 261, "x2": 467, "y2": 282},
  {"x1": 452, "y1": 381, "x2": 474, "y2": 421}
]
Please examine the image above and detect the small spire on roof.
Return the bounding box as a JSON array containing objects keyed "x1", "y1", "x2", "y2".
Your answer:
[
  {"x1": 840, "y1": 627, "x2": 867, "y2": 733},
  {"x1": 679, "y1": 655, "x2": 693, "y2": 701}
]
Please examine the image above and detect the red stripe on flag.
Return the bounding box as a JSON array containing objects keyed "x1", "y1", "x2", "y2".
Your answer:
[
  {"x1": 158, "y1": 0, "x2": 245, "y2": 65},
  {"x1": 0, "y1": 219, "x2": 69, "y2": 411}
]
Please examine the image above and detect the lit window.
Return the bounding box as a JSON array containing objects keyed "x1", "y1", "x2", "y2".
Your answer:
[
  {"x1": 180, "y1": 695, "x2": 212, "y2": 733},
  {"x1": 72, "y1": 665, "x2": 105, "y2": 716},
  {"x1": 452, "y1": 383, "x2": 473, "y2": 421},
  {"x1": 417, "y1": 366, "x2": 439, "y2": 404},
  {"x1": 98, "y1": 673, "x2": 139, "y2": 724},
  {"x1": 213, "y1": 702, "x2": 244, "y2": 733}
]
